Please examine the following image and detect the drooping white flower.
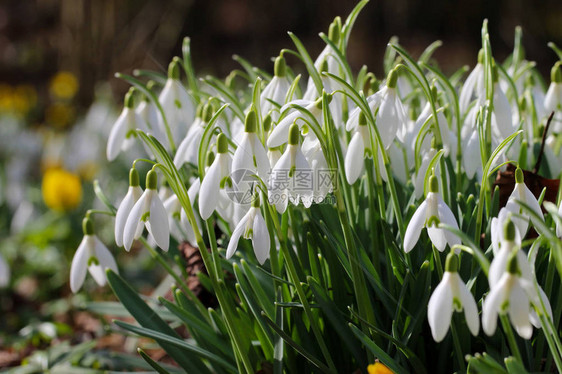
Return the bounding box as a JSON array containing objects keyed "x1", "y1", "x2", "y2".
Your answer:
[
  {"x1": 268, "y1": 123, "x2": 313, "y2": 213},
  {"x1": 164, "y1": 182, "x2": 201, "y2": 247},
  {"x1": 491, "y1": 80, "x2": 515, "y2": 141},
  {"x1": 427, "y1": 253, "x2": 479, "y2": 342},
  {"x1": 482, "y1": 253, "x2": 540, "y2": 339},
  {"x1": 267, "y1": 98, "x2": 323, "y2": 148},
  {"x1": 261, "y1": 55, "x2": 291, "y2": 121},
  {"x1": 488, "y1": 218, "x2": 531, "y2": 287},
  {"x1": 157, "y1": 59, "x2": 194, "y2": 146},
  {"x1": 490, "y1": 208, "x2": 522, "y2": 255},
  {"x1": 544, "y1": 62, "x2": 562, "y2": 127},
  {"x1": 174, "y1": 103, "x2": 208, "y2": 168},
  {"x1": 123, "y1": 170, "x2": 169, "y2": 251},
  {"x1": 199, "y1": 133, "x2": 232, "y2": 220},
  {"x1": 107, "y1": 89, "x2": 145, "y2": 161},
  {"x1": 232, "y1": 109, "x2": 271, "y2": 182},
  {"x1": 403, "y1": 174, "x2": 461, "y2": 253},
  {"x1": 136, "y1": 89, "x2": 167, "y2": 148},
  {"x1": 303, "y1": 135, "x2": 332, "y2": 203},
  {"x1": 226, "y1": 196, "x2": 270, "y2": 265},
  {"x1": 345, "y1": 112, "x2": 370, "y2": 184},
  {"x1": 375, "y1": 68, "x2": 407, "y2": 148},
  {"x1": 0, "y1": 253, "x2": 9, "y2": 287},
  {"x1": 503, "y1": 167, "x2": 544, "y2": 234},
  {"x1": 459, "y1": 50, "x2": 485, "y2": 115},
  {"x1": 115, "y1": 168, "x2": 143, "y2": 248},
  {"x1": 70, "y1": 218, "x2": 118, "y2": 293}
]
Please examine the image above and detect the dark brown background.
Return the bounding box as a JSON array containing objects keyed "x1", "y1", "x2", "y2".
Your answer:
[{"x1": 2, "y1": 0, "x2": 561, "y2": 110}]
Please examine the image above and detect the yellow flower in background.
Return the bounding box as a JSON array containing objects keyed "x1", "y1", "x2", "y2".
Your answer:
[
  {"x1": 367, "y1": 362, "x2": 394, "y2": 374},
  {"x1": 45, "y1": 102, "x2": 75, "y2": 128},
  {"x1": 50, "y1": 71, "x2": 78, "y2": 100},
  {"x1": 42, "y1": 168, "x2": 82, "y2": 212}
]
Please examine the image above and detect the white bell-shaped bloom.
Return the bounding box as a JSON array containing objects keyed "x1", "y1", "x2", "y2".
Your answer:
[
  {"x1": 267, "y1": 98, "x2": 323, "y2": 148},
  {"x1": 136, "y1": 95, "x2": 167, "y2": 148},
  {"x1": 226, "y1": 197, "x2": 270, "y2": 265},
  {"x1": 199, "y1": 133, "x2": 232, "y2": 220},
  {"x1": 482, "y1": 254, "x2": 540, "y2": 339},
  {"x1": 459, "y1": 50, "x2": 485, "y2": 115},
  {"x1": 490, "y1": 208, "x2": 522, "y2": 255},
  {"x1": 261, "y1": 56, "x2": 291, "y2": 121},
  {"x1": 303, "y1": 135, "x2": 332, "y2": 203},
  {"x1": 232, "y1": 110, "x2": 271, "y2": 182},
  {"x1": 345, "y1": 113, "x2": 370, "y2": 184},
  {"x1": 107, "y1": 90, "x2": 144, "y2": 161},
  {"x1": 427, "y1": 253, "x2": 479, "y2": 342},
  {"x1": 0, "y1": 253, "x2": 9, "y2": 287},
  {"x1": 158, "y1": 60, "x2": 194, "y2": 146},
  {"x1": 345, "y1": 92, "x2": 381, "y2": 132},
  {"x1": 504, "y1": 167, "x2": 544, "y2": 234},
  {"x1": 491, "y1": 82, "x2": 515, "y2": 141},
  {"x1": 544, "y1": 62, "x2": 562, "y2": 127},
  {"x1": 123, "y1": 170, "x2": 169, "y2": 251},
  {"x1": 376, "y1": 69, "x2": 407, "y2": 149},
  {"x1": 413, "y1": 148, "x2": 448, "y2": 199},
  {"x1": 70, "y1": 218, "x2": 118, "y2": 293},
  {"x1": 164, "y1": 187, "x2": 201, "y2": 247},
  {"x1": 115, "y1": 168, "x2": 143, "y2": 248},
  {"x1": 404, "y1": 175, "x2": 461, "y2": 253},
  {"x1": 488, "y1": 219, "x2": 532, "y2": 287},
  {"x1": 268, "y1": 124, "x2": 313, "y2": 213},
  {"x1": 174, "y1": 104, "x2": 208, "y2": 168}
]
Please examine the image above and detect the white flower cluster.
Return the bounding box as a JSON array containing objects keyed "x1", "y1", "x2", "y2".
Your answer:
[{"x1": 67, "y1": 15, "x2": 562, "y2": 354}]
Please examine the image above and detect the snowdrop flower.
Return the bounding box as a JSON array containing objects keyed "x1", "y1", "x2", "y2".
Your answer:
[
  {"x1": 267, "y1": 97, "x2": 324, "y2": 148},
  {"x1": 136, "y1": 85, "x2": 167, "y2": 147},
  {"x1": 199, "y1": 133, "x2": 232, "y2": 220},
  {"x1": 504, "y1": 167, "x2": 544, "y2": 234},
  {"x1": 459, "y1": 49, "x2": 485, "y2": 115},
  {"x1": 544, "y1": 62, "x2": 562, "y2": 126},
  {"x1": 123, "y1": 170, "x2": 169, "y2": 251},
  {"x1": 345, "y1": 92, "x2": 381, "y2": 132},
  {"x1": 490, "y1": 208, "x2": 521, "y2": 255},
  {"x1": 482, "y1": 253, "x2": 539, "y2": 339},
  {"x1": 488, "y1": 218, "x2": 531, "y2": 287},
  {"x1": 376, "y1": 68, "x2": 407, "y2": 148},
  {"x1": 404, "y1": 174, "x2": 461, "y2": 253},
  {"x1": 232, "y1": 109, "x2": 270, "y2": 182},
  {"x1": 491, "y1": 69, "x2": 515, "y2": 141},
  {"x1": 70, "y1": 217, "x2": 118, "y2": 293},
  {"x1": 0, "y1": 253, "x2": 9, "y2": 287},
  {"x1": 345, "y1": 112, "x2": 370, "y2": 184},
  {"x1": 427, "y1": 253, "x2": 479, "y2": 342},
  {"x1": 158, "y1": 58, "x2": 194, "y2": 145},
  {"x1": 107, "y1": 89, "x2": 144, "y2": 161},
  {"x1": 268, "y1": 123, "x2": 313, "y2": 213},
  {"x1": 261, "y1": 56, "x2": 291, "y2": 121},
  {"x1": 226, "y1": 195, "x2": 270, "y2": 264},
  {"x1": 557, "y1": 200, "x2": 562, "y2": 238},
  {"x1": 115, "y1": 168, "x2": 143, "y2": 248},
  {"x1": 303, "y1": 136, "x2": 332, "y2": 203},
  {"x1": 164, "y1": 183, "x2": 201, "y2": 247},
  {"x1": 174, "y1": 103, "x2": 208, "y2": 168}
]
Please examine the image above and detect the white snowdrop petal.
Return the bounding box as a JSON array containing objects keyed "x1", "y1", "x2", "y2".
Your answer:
[
  {"x1": 457, "y1": 276, "x2": 480, "y2": 336},
  {"x1": 226, "y1": 213, "x2": 249, "y2": 259},
  {"x1": 106, "y1": 109, "x2": 131, "y2": 161},
  {"x1": 427, "y1": 227, "x2": 448, "y2": 252},
  {"x1": 115, "y1": 187, "x2": 140, "y2": 247},
  {"x1": 482, "y1": 276, "x2": 508, "y2": 336},
  {"x1": 123, "y1": 192, "x2": 149, "y2": 251},
  {"x1": 345, "y1": 132, "x2": 365, "y2": 184},
  {"x1": 148, "y1": 193, "x2": 170, "y2": 251},
  {"x1": 199, "y1": 159, "x2": 222, "y2": 220},
  {"x1": 252, "y1": 211, "x2": 270, "y2": 265},
  {"x1": 403, "y1": 200, "x2": 428, "y2": 253},
  {"x1": 427, "y1": 277, "x2": 453, "y2": 342},
  {"x1": 267, "y1": 110, "x2": 301, "y2": 148},
  {"x1": 253, "y1": 136, "x2": 271, "y2": 181},
  {"x1": 436, "y1": 197, "x2": 461, "y2": 248},
  {"x1": 70, "y1": 236, "x2": 90, "y2": 293},
  {"x1": 232, "y1": 134, "x2": 253, "y2": 175},
  {"x1": 509, "y1": 284, "x2": 533, "y2": 339}
]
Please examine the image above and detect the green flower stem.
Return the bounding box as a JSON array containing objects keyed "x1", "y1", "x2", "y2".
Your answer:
[
  {"x1": 539, "y1": 313, "x2": 562, "y2": 372},
  {"x1": 500, "y1": 315, "x2": 523, "y2": 363},
  {"x1": 205, "y1": 218, "x2": 224, "y2": 282}
]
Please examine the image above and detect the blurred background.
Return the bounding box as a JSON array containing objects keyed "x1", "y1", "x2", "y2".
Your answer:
[{"x1": 0, "y1": 0, "x2": 561, "y2": 370}]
